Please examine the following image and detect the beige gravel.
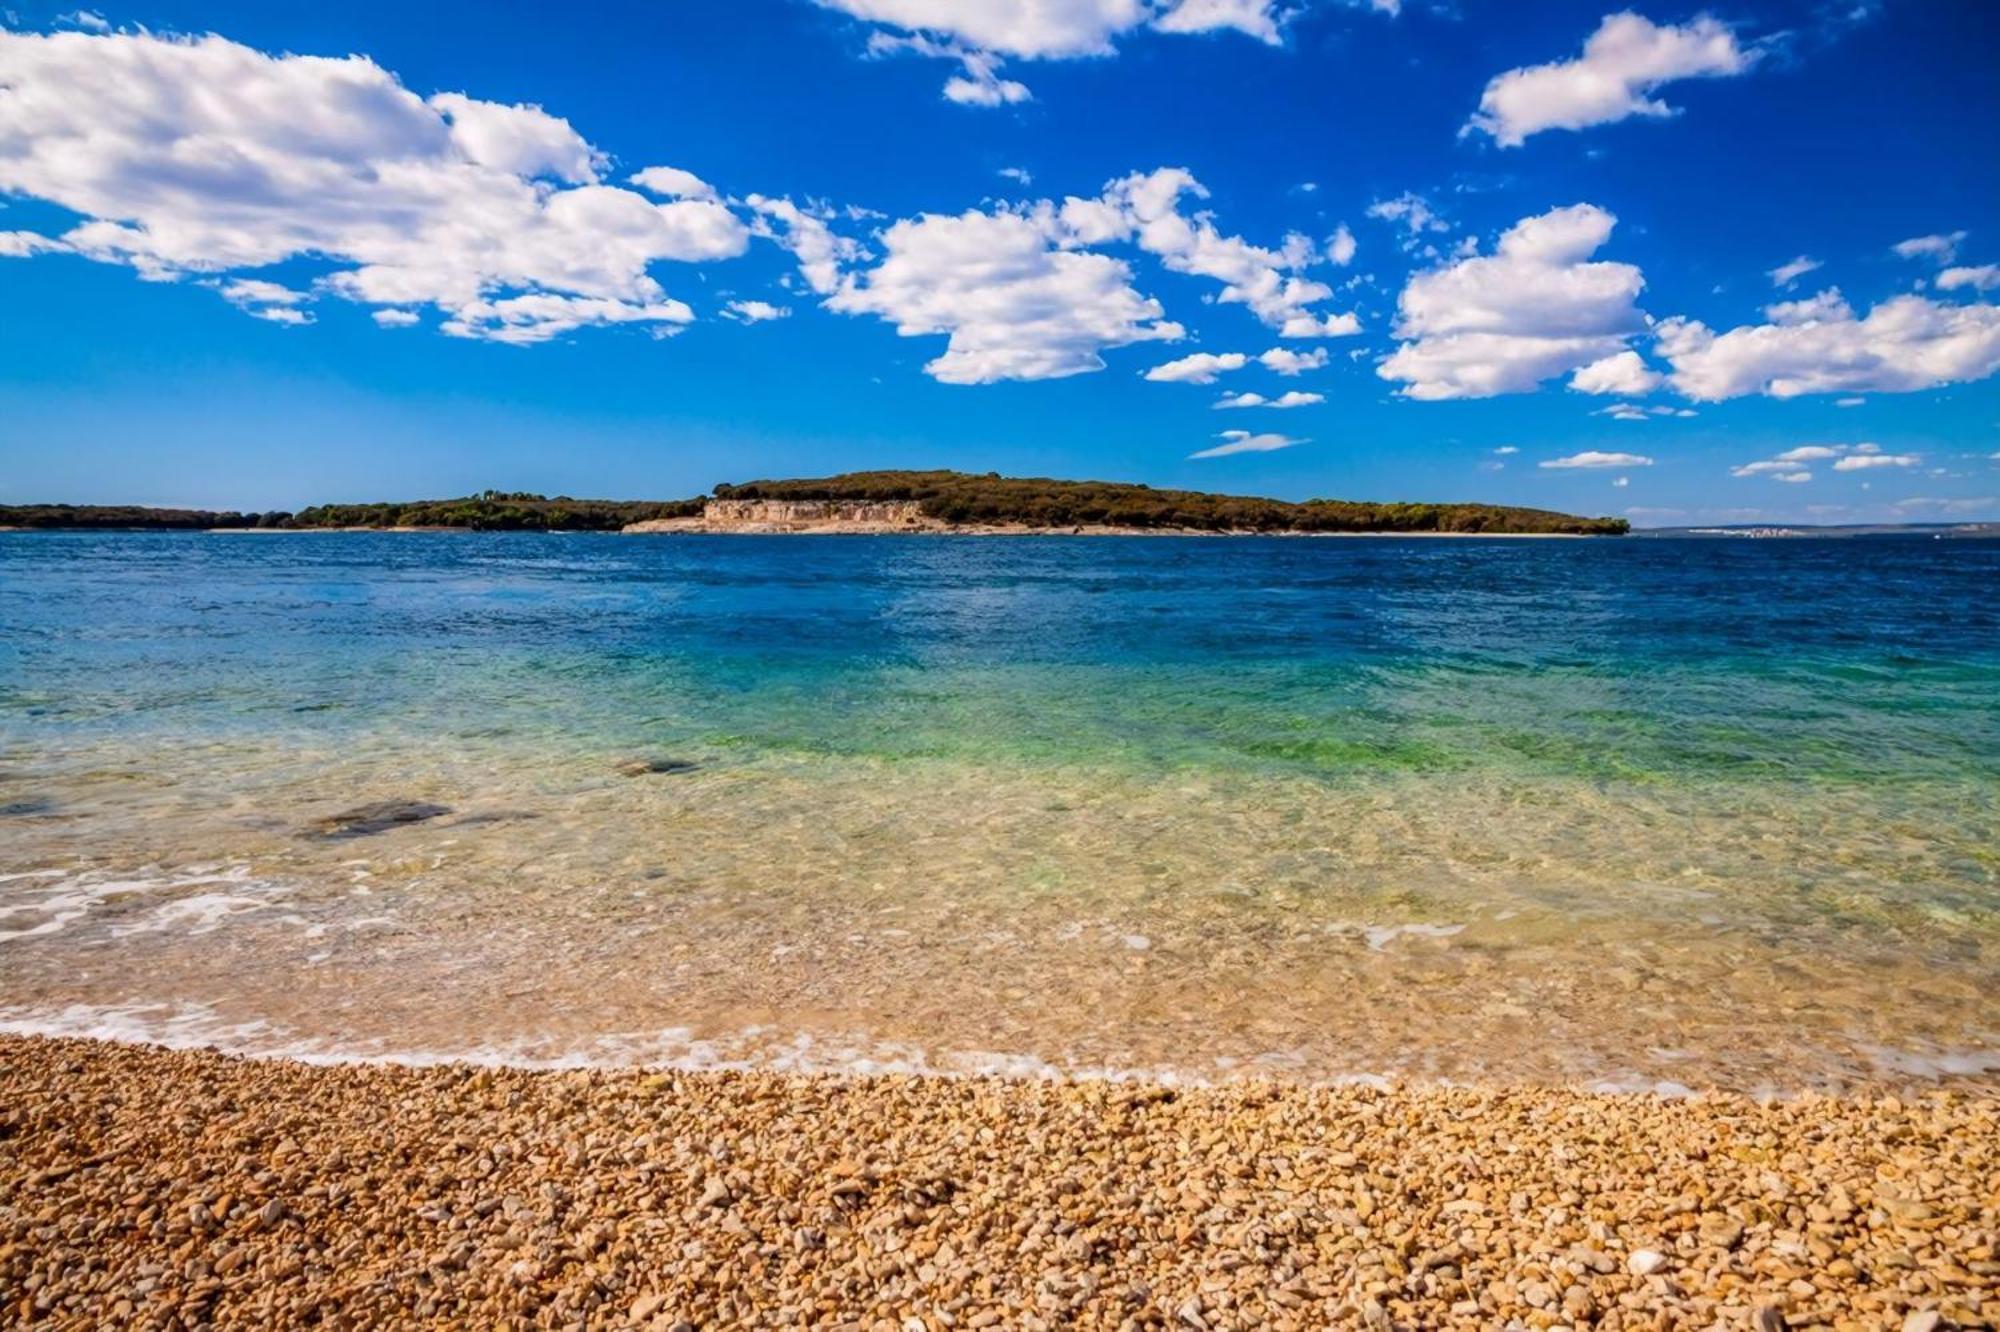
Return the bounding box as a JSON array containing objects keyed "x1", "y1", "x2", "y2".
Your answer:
[{"x1": 1, "y1": 1034, "x2": 1994, "y2": 1330}]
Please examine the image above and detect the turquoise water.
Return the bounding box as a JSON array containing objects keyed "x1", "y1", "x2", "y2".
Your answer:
[{"x1": 1, "y1": 532, "x2": 1995, "y2": 1088}]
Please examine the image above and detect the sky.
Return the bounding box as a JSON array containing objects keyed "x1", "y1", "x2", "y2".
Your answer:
[{"x1": 0, "y1": 0, "x2": 1996, "y2": 525}]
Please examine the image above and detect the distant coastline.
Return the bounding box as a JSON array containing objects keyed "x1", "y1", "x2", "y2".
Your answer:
[{"x1": 0, "y1": 469, "x2": 1629, "y2": 536}]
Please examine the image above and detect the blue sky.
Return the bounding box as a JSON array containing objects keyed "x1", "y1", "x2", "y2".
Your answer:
[{"x1": 1, "y1": 0, "x2": 1996, "y2": 524}]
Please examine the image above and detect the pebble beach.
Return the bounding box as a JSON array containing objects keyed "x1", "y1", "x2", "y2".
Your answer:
[{"x1": 3, "y1": 1035, "x2": 1993, "y2": 1330}]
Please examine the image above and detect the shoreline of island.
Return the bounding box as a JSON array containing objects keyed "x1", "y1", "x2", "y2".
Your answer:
[{"x1": 2, "y1": 1031, "x2": 1985, "y2": 1329}]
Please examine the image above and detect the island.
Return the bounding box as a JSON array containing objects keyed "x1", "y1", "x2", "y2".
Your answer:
[{"x1": 0, "y1": 472, "x2": 1630, "y2": 535}]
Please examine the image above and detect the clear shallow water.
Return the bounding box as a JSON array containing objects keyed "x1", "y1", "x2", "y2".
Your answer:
[{"x1": 1, "y1": 531, "x2": 1995, "y2": 1089}]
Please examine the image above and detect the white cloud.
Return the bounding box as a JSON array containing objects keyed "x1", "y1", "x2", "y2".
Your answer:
[
  {"x1": 1088, "y1": 168, "x2": 1362, "y2": 338},
  {"x1": 1190, "y1": 428, "x2": 1303, "y2": 459},
  {"x1": 998, "y1": 166, "x2": 1034, "y2": 185},
  {"x1": 723, "y1": 299, "x2": 791, "y2": 323},
  {"x1": 1366, "y1": 193, "x2": 1449, "y2": 252},
  {"x1": 747, "y1": 196, "x2": 864, "y2": 297},
  {"x1": 941, "y1": 48, "x2": 1034, "y2": 105},
  {"x1": 1327, "y1": 224, "x2": 1357, "y2": 266},
  {"x1": 60, "y1": 9, "x2": 110, "y2": 31},
  {"x1": 1611, "y1": 476, "x2": 1630, "y2": 487},
  {"x1": 0, "y1": 29, "x2": 749, "y2": 343},
  {"x1": 1656, "y1": 290, "x2": 2000, "y2": 400},
  {"x1": 1258, "y1": 347, "x2": 1328, "y2": 375},
  {"x1": 440, "y1": 292, "x2": 694, "y2": 345},
  {"x1": 1569, "y1": 349, "x2": 1663, "y2": 395},
  {"x1": 1541, "y1": 451, "x2": 1652, "y2": 469},
  {"x1": 1379, "y1": 203, "x2": 1648, "y2": 400},
  {"x1": 1892, "y1": 231, "x2": 1966, "y2": 264},
  {"x1": 1835, "y1": 396, "x2": 1865, "y2": 407},
  {"x1": 1594, "y1": 402, "x2": 1650, "y2": 421},
  {"x1": 1144, "y1": 350, "x2": 1247, "y2": 383},
  {"x1": 1728, "y1": 441, "x2": 1915, "y2": 482},
  {"x1": 1937, "y1": 265, "x2": 2000, "y2": 293},
  {"x1": 0, "y1": 230, "x2": 70, "y2": 258},
  {"x1": 1493, "y1": 445, "x2": 1519, "y2": 455},
  {"x1": 1768, "y1": 255, "x2": 1821, "y2": 288},
  {"x1": 372, "y1": 308, "x2": 420, "y2": 327},
  {"x1": 1151, "y1": 0, "x2": 1288, "y2": 43},
  {"x1": 629, "y1": 166, "x2": 718, "y2": 200},
  {"x1": 825, "y1": 204, "x2": 1181, "y2": 383},
  {"x1": 1468, "y1": 12, "x2": 1760, "y2": 147},
  {"x1": 1213, "y1": 390, "x2": 1324, "y2": 408},
  {"x1": 821, "y1": 0, "x2": 1294, "y2": 105},
  {"x1": 761, "y1": 165, "x2": 1358, "y2": 384}
]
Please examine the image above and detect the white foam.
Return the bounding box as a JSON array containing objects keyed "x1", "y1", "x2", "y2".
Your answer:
[{"x1": 0, "y1": 865, "x2": 282, "y2": 942}]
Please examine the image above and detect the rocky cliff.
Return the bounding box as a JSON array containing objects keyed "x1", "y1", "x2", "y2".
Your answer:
[{"x1": 622, "y1": 499, "x2": 941, "y2": 533}]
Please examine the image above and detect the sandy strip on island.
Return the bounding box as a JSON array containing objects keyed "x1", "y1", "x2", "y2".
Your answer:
[{"x1": 1, "y1": 1035, "x2": 1990, "y2": 1331}]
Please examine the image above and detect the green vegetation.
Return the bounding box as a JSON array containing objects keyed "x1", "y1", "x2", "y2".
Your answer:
[
  {"x1": 0, "y1": 492, "x2": 701, "y2": 531},
  {"x1": 0, "y1": 504, "x2": 283, "y2": 530},
  {"x1": 287, "y1": 491, "x2": 703, "y2": 531},
  {"x1": 716, "y1": 471, "x2": 1630, "y2": 535},
  {"x1": 1, "y1": 475, "x2": 1628, "y2": 535}
]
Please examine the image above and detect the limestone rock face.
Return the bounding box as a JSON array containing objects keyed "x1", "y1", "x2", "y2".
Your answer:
[
  {"x1": 624, "y1": 500, "x2": 939, "y2": 533},
  {"x1": 702, "y1": 499, "x2": 934, "y2": 530}
]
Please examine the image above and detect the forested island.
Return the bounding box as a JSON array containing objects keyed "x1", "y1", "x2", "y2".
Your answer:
[{"x1": 1, "y1": 473, "x2": 1629, "y2": 535}]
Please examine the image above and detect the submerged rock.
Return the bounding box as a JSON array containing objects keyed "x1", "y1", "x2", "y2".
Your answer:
[
  {"x1": 0, "y1": 798, "x2": 56, "y2": 817},
  {"x1": 305, "y1": 800, "x2": 451, "y2": 840},
  {"x1": 615, "y1": 756, "x2": 702, "y2": 777}
]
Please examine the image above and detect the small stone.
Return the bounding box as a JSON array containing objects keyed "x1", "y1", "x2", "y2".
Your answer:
[
  {"x1": 615, "y1": 757, "x2": 701, "y2": 777},
  {"x1": 1901, "y1": 1313, "x2": 1941, "y2": 1332},
  {"x1": 630, "y1": 1293, "x2": 664, "y2": 1321},
  {"x1": 1751, "y1": 1306, "x2": 1786, "y2": 1332},
  {"x1": 1628, "y1": 1249, "x2": 1668, "y2": 1276},
  {"x1": 1699, "y1": 1215, "x2": 1746, "y2": 1250}
]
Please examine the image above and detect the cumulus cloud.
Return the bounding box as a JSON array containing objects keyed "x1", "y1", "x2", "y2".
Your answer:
[
  {"x1": 723, "y1": 299, "x2": 791, "y2": 323},
  {"x1": 1569, "y1": 349, "x2": 1663, "y2": 395},
  {"x1": 1366, "y1": 193, "x2": 1449, "y2": 252},
  {"x1": 1213, "y1": 390, "x2": 1324, "y2": 408},
  {"x1": 821, "y1": 0, "x2": 1299, "y2": 105},
  {"x1": 1190, "y1": 428, "x2": 1304, "y2": 459},
  {"x1": 1327, "y1": 224, "x2": 1357, "y2": 266},
  {"x1": 0, "y1": 230, "x2": 69, "y2": 258},
  {"x1": 1656, "y1": 290, "x2": 2000, "y2": 400},
  {"x1": 1378, "y1": 203, "x2": 1648, "y2": 400},
  {"x1": 760, "y1": 165, "x2": 1359, "y2": 384},
  {"x1": 0, "y1": 29, "x2": 748, "y2": 343},
  {"x1": 1831, "y1": 451, "x2": 1918, "y2": 471},
  {"x1": 628, "y1": 166, "x2": 719, "y2": 200},
  {"x1": 1541, "y1": 451, "x2": 1652, "y2": 469},
  {"x1": 1493, "y1": 445, "x2": 1519, "y2": 455},
  {"x1": 1258, "y1": 347, "x2": 1328, "y2": 375},
  {"x1": 825, "y1": 205, "x2": 1182, "y2": 383},
  {"x1": 1768, "y1": 255, "x2": 1821, "y2": 288},
  {"x1": 1892, "y1": 231, "x2": 1966, "y2": 264},
  {"x1": 746, "y1": 196, "x2": 865, "y2": 297},
  {"x1": 1085, "y1": 169, "x2": 1362, "y2": 337},
  {"x1": 1467, "y1": 12, "x2": 1761, "y2": 147},
  {"x1": 1144, "y1": 351, "x2": 1248, "y2": 383},
  {"x1": 1937, "y1": 265, "x2": 2000, "y2": 293},
  {"x1": 1728, "y1": 441, "x2": 1914, "y2": 482}
]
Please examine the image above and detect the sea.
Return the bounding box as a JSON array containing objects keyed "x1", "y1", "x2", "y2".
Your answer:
[{"x1": 1, "y1": 530, "x2": 1994, "y2": 1092}]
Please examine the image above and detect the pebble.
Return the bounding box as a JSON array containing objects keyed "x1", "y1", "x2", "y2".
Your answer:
[
  {"x1": 1628, "y1": 1249, "x2": 1668, "y2": 1276},
  {"x1": 0, "y1": 1033, "x2": 1991, "y2": 1331}
]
